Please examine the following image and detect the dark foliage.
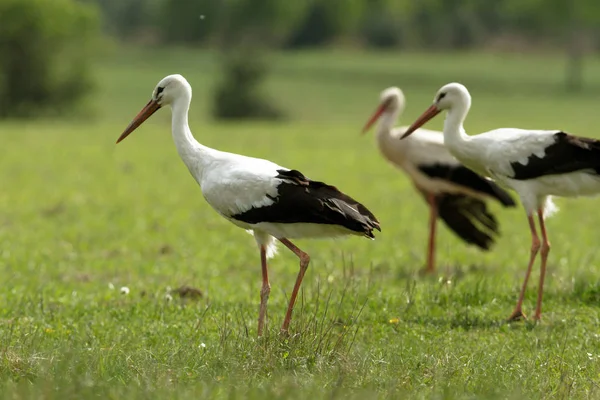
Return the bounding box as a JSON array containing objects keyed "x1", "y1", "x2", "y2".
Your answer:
[
  {"x1": 212, "y1": 52, "x2": 284, "y2": 121},
  {"x1": 0, "y1": 0, "x2": 99, "y2": 118}
]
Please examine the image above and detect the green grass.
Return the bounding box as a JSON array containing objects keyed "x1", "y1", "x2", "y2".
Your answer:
[{"x1": 2, "y1": 47, "x2": 600, "y2": 399}]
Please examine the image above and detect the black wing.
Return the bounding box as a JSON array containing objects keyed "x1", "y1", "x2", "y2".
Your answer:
[
  {"x1": 418, "y1": 163, "x2": 516, "y2": 207},
  {"x1": 511, "y1": 132, "x2": 600, "y2": 180},
  {"x1": 436, "y1": 193, "x2": 500, "y2": 251},
  {"x1": 231, "y1": 169, "x2": 381, "y2": 238}
]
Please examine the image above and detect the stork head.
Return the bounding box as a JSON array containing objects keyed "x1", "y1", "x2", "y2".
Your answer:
[
  {"x1": 116, "y1": 74, "x2": 192, "y2": 144},
  {"x1": 361, "y1": 87, "x2": 405, "y2": 134},
  {"x1": 400, "y1": 82, "x2": 471, "y2": 139}
]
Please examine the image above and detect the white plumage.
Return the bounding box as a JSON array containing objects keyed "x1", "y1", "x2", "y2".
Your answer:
[
  {"x1": 401, "y1": 82, "x2": 600, "y2": 321},
  {"x1": 362, "y1": 87, "x2": 515, "y2": 273},
  {"x1": 116, "y1": 74, "x2": 380, "y2": 336}
]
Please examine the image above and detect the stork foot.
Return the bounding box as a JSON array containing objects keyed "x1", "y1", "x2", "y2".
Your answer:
[
  {"x1": 279, "y1": 328, "x2": 290, "y2": 338},
  {"x1": 506, "y1": 308, "x2": 527, "y2": 322}
]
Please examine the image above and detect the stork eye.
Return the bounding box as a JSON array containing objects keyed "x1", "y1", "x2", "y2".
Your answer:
[
  {"x1": 437, "y1": 93, "x2": 446, "y2": 101},
  {"x1": 156, "y1": 86, "x2": 164, "y2": 96}
]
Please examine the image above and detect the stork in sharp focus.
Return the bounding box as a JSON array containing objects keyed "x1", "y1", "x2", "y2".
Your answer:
[
  {"x1": 362, "y1": 87, "x2": 516, "y2": 274},
  {"x1": 401, "y1": 82, "x2": 600, "y2": 321},
  {"x1": 116, "y1": 74, "x2": 380, "y2": 336}
]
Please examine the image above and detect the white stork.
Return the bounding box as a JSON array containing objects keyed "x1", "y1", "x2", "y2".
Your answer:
[
  {"x1": 362, "y1": 87, "x2": 516, "y2": 274},
  {"x1": 401, "y1": 82, "x2": 600, "y2": 321},
  {"x1": 116, "y1": 74, "x2": 380, "y2": 336}
]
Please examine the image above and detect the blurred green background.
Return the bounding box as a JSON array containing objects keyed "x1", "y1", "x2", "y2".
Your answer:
[{"x1": 2, "y1": 0, "x2": 600, "y2": 120}]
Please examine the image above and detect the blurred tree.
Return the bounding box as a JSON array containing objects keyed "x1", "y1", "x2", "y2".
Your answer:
[
  {"x1": 286, "y1": 0, "x2": 366, "y2": 48},
  {"x1": 219, "y1": 0, "x2": 308, "y2": 48},
  {"x1": 160, "y1": 0, "x2": 221, "y2": 44},
  {"x1": 212, "y1": 51, "x2": 283, "y2": 120},
  {"x1": 360, "y1": 11, "x2": 401, "y2": 48},
  {"x1": 356, "y1": 0, "x2": 413, "y2": 48},
  {"x1": 404, "y1": 0, "x2": 498, "y2": 48},
  {"x1": 502, "y1": 0, "x2": 600, "y2": 91},
  {"x1": 211, "y1": 0, "x2": 310, "y2": 120},
  {"x1": 286, "y1": 2, "x2": 336, "y2": 48},
  {"x1": 156, "y1": 0, "x2": 313, "y2": 119},
  {"x1": 0, "y1": 0, "x2": 99, "y2": 118},
  {"x1": 84, "y1": 0, "x2": 158, "y2": 39}
]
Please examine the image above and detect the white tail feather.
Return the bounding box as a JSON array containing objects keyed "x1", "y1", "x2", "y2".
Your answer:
[
  {"x1": 248, "y1": 230, "x2": 278, "y2": 259},
  {"x1": 543, "y1": 196, "x2": 558, "y2": 218}
]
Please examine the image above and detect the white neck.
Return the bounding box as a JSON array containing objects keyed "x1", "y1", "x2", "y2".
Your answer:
[
  {"x1": 440, "y1": 98, "x2": 487, "y2": 173},
  {"x1": 377, "y1": 106, "x2": 401, "y2": 137},
  {"x1": 441, "y1": 100, "x2": 472, "y2": 152},
  {"x1": 373, "y1": 103, "x2": 413, "y2": 166},
  {"x1": 170, "y1": 94, "x2": 218, "y2": 181}
]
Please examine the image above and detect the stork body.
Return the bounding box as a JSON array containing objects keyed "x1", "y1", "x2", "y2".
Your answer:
[
  {"x1": 362, "y1": 87, "x2": 515, "y2": 273},
  {"x1": 401, "y1": 82, "x2": 600, "y2": 320},
  {"x1": 117, "y1": 75, "x2": 380, "y2": 336}
]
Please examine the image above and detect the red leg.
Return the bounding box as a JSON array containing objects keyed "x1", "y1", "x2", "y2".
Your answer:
[
  {"x1": 533, "y1": 208, "x2": 551, "y2": 321},
  {"x1": 507, "y1": 214, "x2": 540, "y2": 321},
  {"x1": 424, "y1": 194, "x2": 437, "y2": 274},
  {"x1": 257, "y1": 245, "x2": 270, "y2": 337},
  {"x1": 278, "y1": 238, "x2": 310, "y2": 334}
]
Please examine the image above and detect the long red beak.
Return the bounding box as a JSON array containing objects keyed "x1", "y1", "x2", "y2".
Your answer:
[
  {"x1": 116, "y1": 99, "x2": 161, "y2": 144},
  {"x1": 361, "y1": 104, "x2": 387, "y2": 134},
  {"x1": 400, "y1": 104, "x2": 441, "y2": 139}
]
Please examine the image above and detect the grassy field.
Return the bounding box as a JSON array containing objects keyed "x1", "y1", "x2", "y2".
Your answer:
[{"x1": 2, "y1": 47, "x2": 600, "y2": 399}]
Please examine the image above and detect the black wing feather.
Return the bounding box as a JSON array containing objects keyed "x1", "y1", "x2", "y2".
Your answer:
[
  {"x1": 419, "y1": 164, "x2": 516, "y2": 207},
  {"x1": 231, "y1": 169, "x2": 381, "y2": 238},
  {"x1": 511, "y1": 132, "x2": 600, "y2": 180},
  {"x1": 436, "y1": 193, "x2": 500, "y2": 251}
]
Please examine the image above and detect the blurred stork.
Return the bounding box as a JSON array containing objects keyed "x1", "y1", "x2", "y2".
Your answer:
[
  {"x1": 116, "y1": 74, "x2": 380, "y2": 336},
  {"x1": 362, "y1": 87, "x2": 516, "y2": 274},
  {"x1": 401, "y1": 82, "x2": 600, "y2": 321}
]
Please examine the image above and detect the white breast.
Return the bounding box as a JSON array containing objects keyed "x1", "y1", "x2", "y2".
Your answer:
[{"x1": 195, "y1": 154, "x2": 284, "y2": 219}]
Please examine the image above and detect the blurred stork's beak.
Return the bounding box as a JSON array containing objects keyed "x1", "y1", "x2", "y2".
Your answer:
[
  {"x1": 400, "y1": 104, "x2": 440, "y2": 139},
  {"x1": 361, "y1": 103, "x2": 387, "y2": 135},
  {"x1": 116, "y1": 99, "x2": 161, "y2": 144}
]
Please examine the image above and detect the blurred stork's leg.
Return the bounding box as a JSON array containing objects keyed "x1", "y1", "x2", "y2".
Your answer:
[
  {"x1": 424, "y1": 193, "x2": 437, "y2": 274},
  {"x1": 533, "y1": 208, "x2": 551, "y2": 321},
  {"x1": 279, "y1": 238, "x2": 310, "y2": 334},
  {"x1": 257, "y1": 245, "x2": 270, "y2": 336},
  {"x1": 507, "y1": 214, "x2": 540, "y2": 321}
]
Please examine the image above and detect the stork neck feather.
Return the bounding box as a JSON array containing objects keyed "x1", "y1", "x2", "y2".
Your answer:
[
  {"x1": 440, "y1": 99, "x2": 487, "y2": 175},
  {"x1": 442, "y1": 100, "x2": 472, "y2": 152},
  {"x1": 170, "y1": 93, "x2": 218, "y2": 180},
  {"x1": 376, "y1": 106, "x2": 401, "y2": 140}
]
